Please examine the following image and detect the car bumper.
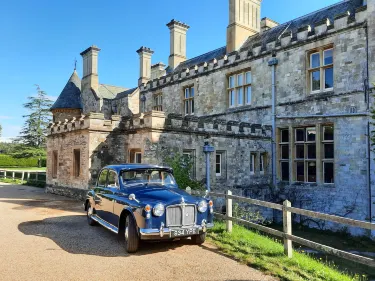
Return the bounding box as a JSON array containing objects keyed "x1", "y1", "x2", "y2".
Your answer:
[{"x1": 139, "y1": 223, "x2": 214, "y2": 240}]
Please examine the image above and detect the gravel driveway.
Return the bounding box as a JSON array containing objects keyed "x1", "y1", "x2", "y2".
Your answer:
[{"x1": 0, "y1": 183, "x2": 275, "y2": 281}]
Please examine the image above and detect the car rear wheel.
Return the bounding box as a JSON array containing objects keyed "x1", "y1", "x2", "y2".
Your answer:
[
  {"x1": 124, "y1": 215, "x2": 140, "y2": 253},
  {"x1": 192, "y1": 233, "x2": 206, "y2": 245},
  {"x1": 86, "y1": 203, "x2": 97, "y2": 226}
]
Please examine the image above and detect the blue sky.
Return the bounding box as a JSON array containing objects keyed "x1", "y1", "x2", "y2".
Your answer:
[{"x1": 0, "y1": 0, "x2": 339, "y2": 141}]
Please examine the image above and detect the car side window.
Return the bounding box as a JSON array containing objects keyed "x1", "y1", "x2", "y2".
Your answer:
[
  {"x1": 97, "y1": 170, "x2": 108, "y2": 187},
  {"x1": 107, "y1": 170, "x2": 119, "y2": 188}
]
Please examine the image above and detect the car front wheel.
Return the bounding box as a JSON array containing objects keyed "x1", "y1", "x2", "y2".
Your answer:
[
  {"x1": 123, "y1": 215, "x2": 140, "y2": 253},
  {"x1": 192, "y1": 233, "x2": 206, "y2": 245},
  {"x1": 87, "y1": 203, "x2": 97, "y2": 226}
]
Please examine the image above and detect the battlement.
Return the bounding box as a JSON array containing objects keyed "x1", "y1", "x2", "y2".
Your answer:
[
  {"x1": 47, "y1": 113, "x2": 122, "y2": 135},
  {"x1": 140, "y1": 6, "x2": 367, "y2": 93},
  {"x1": 122, "y1": 112, "x2": 272, "y2": 139}
]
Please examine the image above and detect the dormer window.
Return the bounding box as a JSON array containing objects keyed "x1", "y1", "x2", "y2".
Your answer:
[{"x1": 228, "y1": 71, "x2": 252, "y2": 108}]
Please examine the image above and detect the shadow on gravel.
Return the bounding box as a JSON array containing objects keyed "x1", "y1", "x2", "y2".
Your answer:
[
  {"x1": 18, "y1": 215, "x2": 194, "y2": 257},
  {"x1": 0, "y1": 199, "x2": 82, "y2": 212}
]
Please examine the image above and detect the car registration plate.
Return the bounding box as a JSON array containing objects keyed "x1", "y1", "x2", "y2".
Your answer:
[{"x1": 170, "y1": 227, "x2": 199, "y2": 238}]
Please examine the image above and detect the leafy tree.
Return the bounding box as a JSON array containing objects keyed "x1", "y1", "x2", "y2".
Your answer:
[
  {"x1": 19, "y1": 85, "x2": 53, "y2": 148},
  {"x1": 0, "y1": 123, "x2": 2, "y2": 138}
]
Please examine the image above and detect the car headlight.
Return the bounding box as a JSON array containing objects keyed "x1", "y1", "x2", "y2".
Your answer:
[
  {"x1": 198, "y1": 200, "x2": 208, "y2": 213},
  {"x1": 153, "y1": 203, "x2": 165, "y2": 217}
]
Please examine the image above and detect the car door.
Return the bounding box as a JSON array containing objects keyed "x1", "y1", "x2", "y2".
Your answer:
[
  {"x1": 94, "y1": 169, "x2": 108, "y2": 220},
  {"x1": 100, "y1": 169, "x2": 120, "y2": 226}
]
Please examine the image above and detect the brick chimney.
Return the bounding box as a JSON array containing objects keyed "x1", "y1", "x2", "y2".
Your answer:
[
  {"x1": 227, "y1": 0, "x2": 262, "y2": 53},
  {"x1": 80, "y1": 45, "x2": 101, "y2": 92},
  {"x1": 137, "y1": 46, "x2": 154, "y2": 86},
  {"x1": 167, "y1": 19, "x2": 190, "y2": 70}
]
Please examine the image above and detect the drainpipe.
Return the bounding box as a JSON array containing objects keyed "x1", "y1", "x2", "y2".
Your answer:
[
  {"x1": 268, "y1": 55, "x2": 278, "y2": 188},
  {"x1": 364, "y1": 23, "x2": 372, "y2": 224}
]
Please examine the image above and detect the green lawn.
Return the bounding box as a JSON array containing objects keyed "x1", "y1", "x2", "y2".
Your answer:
[
  {"x1": 0, "y1": 167, "x2": 46, "y2": 171},
  {"x1": 207, "y1": 221, "x2": 369, "y2": 281}
]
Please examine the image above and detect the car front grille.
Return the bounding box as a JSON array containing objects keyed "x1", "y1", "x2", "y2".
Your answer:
[{"x1": 166, "y1": 204, "x2": 196, "y2": 227}]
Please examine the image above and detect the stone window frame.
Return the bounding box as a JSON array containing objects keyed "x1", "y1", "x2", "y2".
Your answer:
[
  {"x1": 307, "y1": 44, "x2": 334, "y2": 94},
  {"x1": 215, "y1": 150, "x2": 227, "y2": 178},
  {"x1": 227, "y1": 69, "x2": 252, "y2": 108},
  {"x1": 279, "y1": 129, "x2": 290, "y2": 181},
  {"x1": 52, "y1": 150, "x2": 58, "y2": 179},
  {"x1": 277, "y1": 123, "x2": 335, "y2": 185},
  {"x1": 322, "y1": 125, "x2": 335, "y2": 184},
  {"x1": 73, "y1": 148, "x2": 81, "y2": 178},
  {"x1": 129, "y1": 149, "x2": 142, "y2": 164},
  {"x1": 215, "y1": 153, "x2": 222, "y2": 176},
  {"x1": 294, "y1": 127, "x2": 317, "y2": 183},
  {"x1": 250, "y1": 153, "x2": 256, "y2": 175},
  {"x1": 183, "y1": 85, "x2": 195, "y2": 116},
  {"x1": 183, "y1": 149, "x2": 196, "y2": 179},
  {"x1": 153, "y1": 92, "x2": 163, "y2": 112},
  {"x1": 259, "y1": 152, "x2": 267, "y2": 175}
]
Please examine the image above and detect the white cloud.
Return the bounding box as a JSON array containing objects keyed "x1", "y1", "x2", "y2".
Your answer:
[{"x1": 0, "y1": 116, "x2": 12, "y2": 120}]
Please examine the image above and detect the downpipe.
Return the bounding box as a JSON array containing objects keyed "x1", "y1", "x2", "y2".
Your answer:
[{"x1": 268, "y1": 56, "x2": 278, "y2": 188}]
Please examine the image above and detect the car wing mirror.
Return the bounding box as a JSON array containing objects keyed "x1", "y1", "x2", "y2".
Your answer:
[{"x1": 128, "y1": 194, "x2": 140, "y2": 203}]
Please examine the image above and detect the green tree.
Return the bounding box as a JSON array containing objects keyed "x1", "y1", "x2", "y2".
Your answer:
[
  {"x1": 19, "y1": 85, "x2": 53, "y2": 148},
  {"x1": 0, "y1": 123, "x2": 2, "y2": 138}
]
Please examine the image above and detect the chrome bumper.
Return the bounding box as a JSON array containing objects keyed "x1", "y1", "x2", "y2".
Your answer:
[{"x1": 139, "y1": 223, "x2": 214, "y2": 240}]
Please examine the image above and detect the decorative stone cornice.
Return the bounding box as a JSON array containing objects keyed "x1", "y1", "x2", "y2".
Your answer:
[
  {"x1": 166, "y1": 19, "x2": 190, "y2": 30},
  {"x1": 80, "y1": 45, "x2": 101, "y2": 56},
  {"x1": 136, "y1": 46, "x2": 154, "y2": 55}
]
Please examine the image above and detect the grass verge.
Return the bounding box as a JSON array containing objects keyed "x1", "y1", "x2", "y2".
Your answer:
[
  {"x1": 207, "y1": 221, "x2": 368, "y2": 281},
  {"x1": 0, "y1": 178, "x2": 45, "y2": 188}
]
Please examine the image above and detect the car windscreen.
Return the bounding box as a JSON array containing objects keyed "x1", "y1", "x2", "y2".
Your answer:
[{"x1": 121, "y1": 169, "x2": 177, "y2": 188}]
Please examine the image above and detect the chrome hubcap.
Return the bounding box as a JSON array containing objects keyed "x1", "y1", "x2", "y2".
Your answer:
[{"x1": 125, "y1": 226, "x2": 129, "y2": 240}]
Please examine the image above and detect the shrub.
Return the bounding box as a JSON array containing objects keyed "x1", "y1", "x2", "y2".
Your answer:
[
  {"x1": 0, "y1": 155, "x2": 44, "y2": 167},
  {"x1": 164, "y1": 153, "x2": 204, "y2": 190}
]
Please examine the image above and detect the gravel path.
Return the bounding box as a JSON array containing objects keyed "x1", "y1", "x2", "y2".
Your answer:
[{"x1": 0, "y1": 183, "x2": 276, "y2": 281}]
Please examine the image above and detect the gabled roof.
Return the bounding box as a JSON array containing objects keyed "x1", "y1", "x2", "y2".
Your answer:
[
  {"x1": 113, "y1": 87, "x2": 138, "y2": 100},
  {"x1": 51, "y1": 70, "x2": 82, "y2": 110},
  {"x1": 241, "y1": 0, "x2": 363, "y2": 50},
  {"x1": 98, "y1": 84, "x2": 129, "y2": 99}
]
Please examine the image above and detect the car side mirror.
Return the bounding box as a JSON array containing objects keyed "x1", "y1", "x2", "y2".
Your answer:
[{"x1": 129, "y1": 194, "x2": 140, "y2": 203}]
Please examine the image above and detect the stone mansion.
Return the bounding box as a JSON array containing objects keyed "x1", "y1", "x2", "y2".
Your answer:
[{"x1": 47, "y1": 0, "x2": 375, "y2": 236}]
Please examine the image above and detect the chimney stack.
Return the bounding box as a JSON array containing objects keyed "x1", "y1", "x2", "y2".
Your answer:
[
  {"x1": 80, "y1": 45, "x2": 101, "y2": 92},
  {"x1": 260, "y1": 17, "x2": 279, "y2": 33},
  {"x1": 167, "y1": 19, "x2": 190, "y2": 70},
  {"x1": 227, "y1": 0, "x2": 262, "y2": 53},
  {"x1": 136, "y1": 46, "x2": 154, "y2": 86}
]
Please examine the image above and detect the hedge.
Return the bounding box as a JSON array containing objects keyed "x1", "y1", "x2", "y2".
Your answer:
[{"x1": 0, "y1": 155, "x2": 46, "y2": 167}]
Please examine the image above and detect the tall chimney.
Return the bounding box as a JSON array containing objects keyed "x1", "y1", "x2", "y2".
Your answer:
[
  {"x1": 167, "y1": 19, "x2": 190, "y2": 70},
  {"x1": 80, "y1": 45, "x2": 101, "y2": 92},
  {"x1": 136, "y1": 46, "x2": 154, "y2": 86},
  {"x1": 227, "y1": 0, "x2": 262, "y2": 53}
]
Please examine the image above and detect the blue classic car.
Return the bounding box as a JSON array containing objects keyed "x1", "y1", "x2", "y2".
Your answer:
[{"x1": 84, "y1": 164, "x2": 214, "y2": 253}]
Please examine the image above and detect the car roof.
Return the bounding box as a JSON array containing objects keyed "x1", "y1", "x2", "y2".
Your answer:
[{"x1": 103, "y1": 164, "x2": 173, "y2": 173}]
